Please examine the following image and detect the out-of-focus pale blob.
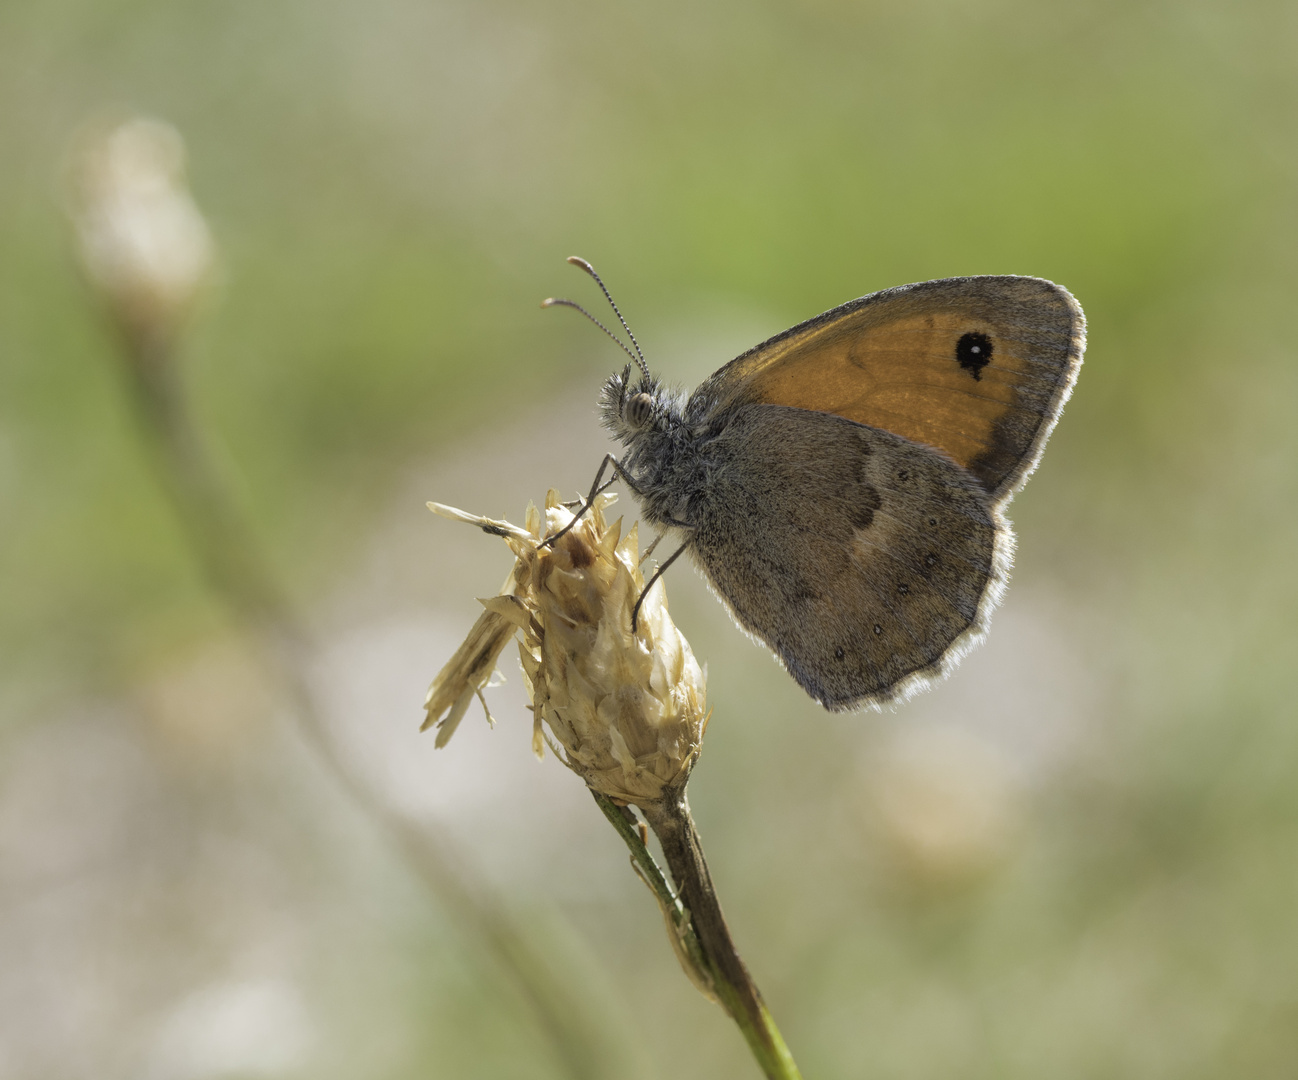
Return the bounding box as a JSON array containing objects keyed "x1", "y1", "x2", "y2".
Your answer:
[
  {"x1": 135, "y1": 636, "x2": 279, "y2": 762},
  {"x1": 144, "y1": 977, "x2": 314, "y2": 1080},
  {"x1": 68, "y1": 117, "x2": 215, "y2": 349},
  {"x1": 862, "y1": 724, "x2": 1023, "y2": 888}
]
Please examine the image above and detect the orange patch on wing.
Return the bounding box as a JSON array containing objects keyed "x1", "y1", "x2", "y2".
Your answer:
[{"x1": 743, "y1": 311, "x2": 1035, "y2": 471}]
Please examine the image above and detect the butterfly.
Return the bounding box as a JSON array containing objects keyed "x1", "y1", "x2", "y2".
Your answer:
[{"x1": 546, "y1": 259, "x2": 1085, "y2": 710}]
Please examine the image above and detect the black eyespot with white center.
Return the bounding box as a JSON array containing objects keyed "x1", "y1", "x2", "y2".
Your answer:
[
  {"x1": 835, "y1": 646, "x2": 845, "y2": 660},
  {"x1": 956, "y1": 331, "x2": 993, "y2": 380},
  {"x1": 625, "y1": 392, "x2": 654, "y2": 428}
]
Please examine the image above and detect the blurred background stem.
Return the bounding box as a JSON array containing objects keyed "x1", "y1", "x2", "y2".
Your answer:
[
  {"x1": 120, "y1": 330, "x2": 289, "y2": 633},
  {"x1": 110, "y1": 319, "x2": 621, "y2": 1080}
]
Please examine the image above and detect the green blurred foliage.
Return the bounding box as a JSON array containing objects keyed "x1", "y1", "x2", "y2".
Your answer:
[{"x1": 1, "y1": 0, "x2": 1296, "y2": 1076}]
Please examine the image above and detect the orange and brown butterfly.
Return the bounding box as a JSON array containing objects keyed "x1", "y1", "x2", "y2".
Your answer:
[{"x1": 546, "y1": 259, "x2": 1085, "y2": 710}]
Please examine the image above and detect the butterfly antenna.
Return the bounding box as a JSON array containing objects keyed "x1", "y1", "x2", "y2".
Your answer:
[
  {"x1": 565, "y1": 256, "x2": 651, "y2": 381},
  {"x1": 541, "y1": 297, "x2": 641, "y2": 369}
]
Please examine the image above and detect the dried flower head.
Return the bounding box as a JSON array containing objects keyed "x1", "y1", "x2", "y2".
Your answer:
[
  {"x1": 424, "y1": 491, "x2": 708, "y2": 807},
  {"x1": 67, "y1": 116, "x2": 215, "y2": 353}
]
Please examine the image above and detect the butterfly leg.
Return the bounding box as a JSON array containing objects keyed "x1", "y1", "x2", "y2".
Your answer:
[
  {"x1": 631, "y1": 538, "x2": 694, "y2": 632},
  {"x1": 543, "y1": 453, "x2": 646, "y2": 548},
  {"x1": 640, "y1": 510, "x2": 697, "y2": 563}
]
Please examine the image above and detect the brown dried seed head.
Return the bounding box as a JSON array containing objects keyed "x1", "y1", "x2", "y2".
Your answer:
[{"x1": 425, "y1": 491, "x2": 707, "y2": 807}]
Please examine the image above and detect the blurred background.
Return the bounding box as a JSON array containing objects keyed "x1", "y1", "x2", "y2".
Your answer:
[{"x1": 2, "y1": 0, "x2": 1296, "y2": 1077}]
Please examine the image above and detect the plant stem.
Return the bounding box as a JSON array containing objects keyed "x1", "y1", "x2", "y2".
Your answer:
[
  {"x1": 123, "y1": 332, "x2": 289, "y2": 631},
  {"x1": 636, "y1": 792, "x2": 803, "y2": 1080},
  {"x1": 590, "y1": 792, "x2": 715, "y2": 999}
]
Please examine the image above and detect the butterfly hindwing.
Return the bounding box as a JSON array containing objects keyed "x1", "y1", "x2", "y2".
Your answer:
[{"x1": 687, "y1": 404, "x2": 1006, "y2": 709}]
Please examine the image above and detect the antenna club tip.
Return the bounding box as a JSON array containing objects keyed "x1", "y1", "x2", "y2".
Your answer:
[
  {"x1": 566, "y1": 255, "x2": 595, "y2": 272},
  {"x1": 541, "y1": 297, "x2": 558, "y2": 307}
]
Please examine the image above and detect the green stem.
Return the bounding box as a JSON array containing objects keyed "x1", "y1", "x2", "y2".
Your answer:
[
  {"x1": 591, "y1": 792, "x2": 714, "y2": 997},
  {"x1": 598, "y1": 791, "x2": 802, "y2": 1080}
]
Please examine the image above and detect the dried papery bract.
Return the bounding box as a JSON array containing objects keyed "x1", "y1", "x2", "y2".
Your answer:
[
  {"x1": 421, "y1": 507, "x2": 531, "y2": 748},
  {"x1": 424, "y1": 491, "x2": 708, "y2": 806}
]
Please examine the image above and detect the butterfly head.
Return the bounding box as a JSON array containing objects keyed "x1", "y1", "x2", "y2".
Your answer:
[{"x1": 600, "y1": 364, "x2": 678, "y2": 446}]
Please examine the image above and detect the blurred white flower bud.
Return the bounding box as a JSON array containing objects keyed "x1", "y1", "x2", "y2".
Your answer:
[
  {"x1": 424, "y1": 491, "x2": 708, "y2": 808},
  {"x1": 68, "y1": 117, "x2": 215, "y2": 352}
]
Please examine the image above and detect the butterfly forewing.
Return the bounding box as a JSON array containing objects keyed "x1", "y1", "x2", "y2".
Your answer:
[{"x1": 692, "y1": 276, "x2": 1085, "y2": 502}]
